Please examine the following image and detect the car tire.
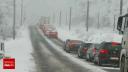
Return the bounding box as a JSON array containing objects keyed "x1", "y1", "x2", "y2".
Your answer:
[
  {"x1": 78, "y1": 48, "x2": 83, "y2": 58},
  {"x1": 98, "y1": 58, "x2": 102, "y2": 66},
  {"x1": 90, "y1": 57, "x2": 93, "y2": 62},
  {"x1": 86, "y1": 54, "x2": 89, "y2": 61},
  {"x1": 65, "y1": 46, "x2": 70, "y2": 53},
  {"x1": 94, "y1": 56, "x2": 97, "y2": 65},
  {"x1": 120, "y1": 56, "x2": 128, "y2": 72},
  {"x1": 64, "y1": 45, "x2": 66, "y2": 51}
]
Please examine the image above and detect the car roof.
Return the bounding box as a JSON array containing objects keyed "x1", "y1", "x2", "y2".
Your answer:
[
  {"x1": 82, "y1": 43, "x2": 92, "y2": 47},
  {"x1": 121, "y1": 13, "x2": 128, "y2": 17},
  {"x1": 70, "y1": 40, "x2": 82, "y2": 42}
]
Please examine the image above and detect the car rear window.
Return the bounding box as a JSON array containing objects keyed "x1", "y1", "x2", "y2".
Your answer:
[
  {"x1": 71, "y1": 40, "x2": 82, "y2": 43},
  {"x1": 102, "y1": 43, "x2": 111, "y2": 49},
  {"x1": 102, "y1": 42, "x2": 122, "y2": 50},
  {"x1": 94, "y1": 44, "x2": 100, "y2": 49},
  {"x1": 82, "y1": 43, "x2": 92, "y2": 48}
]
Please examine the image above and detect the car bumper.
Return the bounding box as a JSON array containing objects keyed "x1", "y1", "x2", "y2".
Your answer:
[{"x1": 100, "y1": 57, "x2": 119, "y2": 64}]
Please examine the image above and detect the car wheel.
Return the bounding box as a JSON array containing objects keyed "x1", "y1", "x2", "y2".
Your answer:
[
  {"x1": 120, "y1": 56, "x2": 128, "y2": 72},
  {"x1": 65, "y1": 46, "x2": 70, "y2": 53},
  {"x1": 98, "y1": 57, "x2": 102, "y2": 66},
  {"x1": 94, "y1": 56, "x2": 97, "y2": 65},
  {"x1": 64, "y1": 45, "x2": 66, "y2": 51},
  {"x1": 78, "y1": 48, "x2": 83, "y2": 58},
  {"x1": 88, "y1": 54, "x2": 91, "y2": 61},
  {"x1": 86, "y1": 54, "x2": 89, "y2": 61}
]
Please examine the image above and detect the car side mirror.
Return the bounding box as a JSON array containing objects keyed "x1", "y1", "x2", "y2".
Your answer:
[
  {"x1": 117, "y1": 17, "x2": 123, "y2": 34},
  {"x1": 1, "y1": 43, "x2": 4, "y2": 52}
]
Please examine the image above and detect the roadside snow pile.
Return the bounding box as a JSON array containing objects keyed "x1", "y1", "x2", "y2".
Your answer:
[
  {"x1": 57, "y1": 25, "x2": 122, "y2": 43},
  {"x1": 0, "y1": 27, "x2": 35, "y2": 72},
  {"x1": 57, "y1": 27, "x2": 80, "y2": 41}
]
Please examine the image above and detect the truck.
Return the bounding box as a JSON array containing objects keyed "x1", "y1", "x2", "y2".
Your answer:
[{"x1": 117, "y1": 13, "x2": 128, "y2": 72}]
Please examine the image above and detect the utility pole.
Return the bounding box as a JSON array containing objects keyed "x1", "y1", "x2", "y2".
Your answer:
[
  {"x1": 13, "y1": 0, "x2": 16, "y2": 39},
  {"x1": 97, "y1": 13, "x2": 100, "y2": 29},
  {"x1": 113, "y1": 15, "x2": 116, "y2": 31},
  {"x1": 69, "y1": 7, "x2": 72, "y2": 31},
  {"x1": 52, "y1": 13, "x2": 55, "y2": 24},
  {"x1": 65, "y1": 12, "x2": 68, "y2": 25},
  {"x1": 59, "y1": 11, "x2": 61, "y2": 26},
  {"x1": 120, "y1": 0, "x2": 123, "y2": 15},
  {"x1": 21, "y1": 0, "x2": 23, "y2": 26},
  {"x1": 86, "y1": 0, "x2": 89, "y2": 31}
]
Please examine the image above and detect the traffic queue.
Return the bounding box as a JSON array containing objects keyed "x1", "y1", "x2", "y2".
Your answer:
[
  {"x1": 64, "y1": 39, "x2": 121, "y2": 66},
  {"x1": 39, "y1": 23, "x2": 122, "y2": 67}
]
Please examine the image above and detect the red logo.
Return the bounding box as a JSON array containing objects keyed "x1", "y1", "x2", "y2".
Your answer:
[{"x1": 3, "y1": 58, "x2": 15, "y2": 69}]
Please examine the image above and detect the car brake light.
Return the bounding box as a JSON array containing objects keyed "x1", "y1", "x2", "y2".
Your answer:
[
  {"x1": 93, "y1": 48, "x2": 96, "y2": 55},
  {"x1": 99, "y1": 49, "x2": 109, "y2": 54}
]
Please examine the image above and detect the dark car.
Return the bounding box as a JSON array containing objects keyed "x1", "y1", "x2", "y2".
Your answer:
[
  {"x1": 93, "y1": 42, "x2": 122, "y2": 66},
  {"x1": 77, "y1": 43, "x2": 92, "y2": 58},
  {"x1": 86, "y1": 43, "x2": 99, "y2": 61},
  {"x1": 64, "y1": 39, "x2": 83, "y2": 53}
]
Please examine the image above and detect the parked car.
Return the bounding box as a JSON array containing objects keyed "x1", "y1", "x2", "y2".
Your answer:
[
  {"x1": 64, "y1": 39, "x2": 83, "y2": 53},
  {"x1": 93, "y1": 42, "x2": 122, "y2": 66},
  {"x1": 77, "y1": 43, "x2": 92, "y2": 58},
  {"x1": 86, "y1": 43, "x2": 99, "y2": 61}
]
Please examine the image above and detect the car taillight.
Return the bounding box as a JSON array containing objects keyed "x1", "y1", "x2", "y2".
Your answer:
[
  {"x1": 99, "y1": 49, "x2": 109, "y2": 54},
  {"x1": 93, "y1": 48, "x2": 96, "y2": 55}
]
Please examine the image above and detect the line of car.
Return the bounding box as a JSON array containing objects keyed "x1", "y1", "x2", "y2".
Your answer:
[
  {"x1": 64, "y1": 39, "x2": 122, "y2": 67},
  {"x1": 39, "y1": 24, "x2": 58, "y2": 38},
  {"x1": 39, "y1": 23, "x2": 122, "y2": 67}
]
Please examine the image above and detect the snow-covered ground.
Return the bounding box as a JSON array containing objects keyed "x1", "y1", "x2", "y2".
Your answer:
[
  {"x1": 0, "y1": 26, "x2": 35, "y2": 72},
  {"x1": 56, "y1": 23, "x2": 122, "y2": 43}
]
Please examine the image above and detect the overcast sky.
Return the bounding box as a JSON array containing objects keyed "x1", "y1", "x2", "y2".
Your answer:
[{"x1": 23, "y1": 0, "x2": 78, "y2": 25}]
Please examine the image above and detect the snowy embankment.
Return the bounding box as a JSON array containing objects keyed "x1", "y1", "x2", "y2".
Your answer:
[
  {"x1": 0, "y1": 27, "x2": 35, "y2": 72},
  {"x1": 56, "y1": 24, "x2": 122, "y2": 43}
]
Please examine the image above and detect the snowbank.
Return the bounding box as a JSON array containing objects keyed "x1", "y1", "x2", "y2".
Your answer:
[
  {"x1": 0, "y1": 27, "x2": 35, "y2": 72},
  {"x1": 57, "y1": 24, "x2": 122, "y2": 43}
]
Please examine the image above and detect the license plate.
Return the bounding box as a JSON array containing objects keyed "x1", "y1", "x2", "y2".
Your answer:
[{"x1": 110, "y1": 57, "x2": 119, "y2": 60}]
